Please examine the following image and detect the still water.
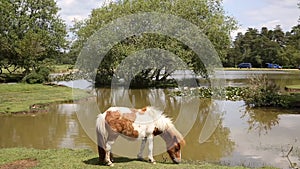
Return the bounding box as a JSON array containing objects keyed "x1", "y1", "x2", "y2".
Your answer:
[
  {"x1": 222, "y1": 70, "x2": 300, "y2": 89},
  {"x1": 0, "y1": 71, "x2": 300, "y2": 168}
]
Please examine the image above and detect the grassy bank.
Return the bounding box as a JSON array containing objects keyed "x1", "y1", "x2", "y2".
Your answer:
[
  {"x1": 0, "y1": 83, "x2": 92, "y2": 114},
  {"x1": 223, "y1": 68, "x2": 300, "y2": 73},
  {"x1": 285, "y1": 85, "x2": 300, "y2": 90},
  {"x1": 0, "y1": 148, "x2": 277, "y2": 169}
]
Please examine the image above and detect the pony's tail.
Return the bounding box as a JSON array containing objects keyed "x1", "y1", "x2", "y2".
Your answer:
[{"x1": 96, "y1": 113, "x2": 108, "y2": 162}]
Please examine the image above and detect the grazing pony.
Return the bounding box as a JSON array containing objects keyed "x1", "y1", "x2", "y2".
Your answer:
[{"x1": 96, "y1": 106, "x2": 185, "y2": 166}]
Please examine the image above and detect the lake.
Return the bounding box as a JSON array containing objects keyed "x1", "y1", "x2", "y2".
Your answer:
[{"x1": 0, "y1": 70, "x2": 299, "y2": 168}]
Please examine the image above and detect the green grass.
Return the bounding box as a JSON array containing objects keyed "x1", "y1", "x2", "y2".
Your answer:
[
  {"x1": 0, "y1": 148, "x2": 278, "y2": 169},
  {"x1": 0, "y1": 67, "x2": 23, "y2": 74},
  {"x1": 0, "y1": 83, "x2": 92, "y2": 114},
  {"x1": 223, "y1": 67, "x2": 300, "y2": 72},
  {"x1": 52, "y1": 64, "x2": 74, "y2": 73},
  {"x1": 285, "y1": 85, "x2": 300, "y2": 90}
]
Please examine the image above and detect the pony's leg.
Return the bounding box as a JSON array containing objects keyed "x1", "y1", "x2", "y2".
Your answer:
[
  {"x1": 137, "y1": 137, "x2": 147, "y2": 160},
  {"x1": 105, "y1": 134, "x2": 118, "y2": 166},
  {"x1": 147, "y1": 135, "x2": 156, "y2": 164},
  {"x1": 104, "y1": 141, "x2": 113, "y2": 166},
  {"x1": 97, "y1": 146, "x2": 106, "y2": 164}
]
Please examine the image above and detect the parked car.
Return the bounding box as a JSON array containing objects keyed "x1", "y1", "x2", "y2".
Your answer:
[
  {"x1": 273, "y1": 64, "x2": 282, "y2": 69},
  {"x1": 238, "y1": 63, "x2": 252, "y2": 68},
  {"x1": 266, "y1": 63, "x2": 282, "y2": 69}
]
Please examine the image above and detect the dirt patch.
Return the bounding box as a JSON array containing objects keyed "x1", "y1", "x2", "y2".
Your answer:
[{"x1": 0, "y1": 159, "x2": 38, "y2": 169}]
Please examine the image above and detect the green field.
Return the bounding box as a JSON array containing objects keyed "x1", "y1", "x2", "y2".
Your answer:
[
  {"x1": 0, "y1": 83, "x2": 92, "y2": 114},
  {"x1": 223, "y1": 67, "x2": 300, "y2": 72},
  {"x1": 0, "y1": 148, "x2": 277, "y2": 169},
  {"x1": 285, "y1": 85, "x2": 300, "y2": 90}
]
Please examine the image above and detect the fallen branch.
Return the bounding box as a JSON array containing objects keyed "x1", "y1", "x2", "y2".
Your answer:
[{"x1": 286, "y1": 145, "x2": 293, "y2": 157}]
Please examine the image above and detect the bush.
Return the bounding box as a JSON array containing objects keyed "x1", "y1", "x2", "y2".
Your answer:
[
  {"x1": 242, "y1": 75, "x2": 290, "y2": 107},
  {"x1": 22, "y1": 66, "x2": 51, "y2": 84}
]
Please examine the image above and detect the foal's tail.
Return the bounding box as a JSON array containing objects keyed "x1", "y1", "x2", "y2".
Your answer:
[{"x1": 96, "y1": 113, "x2": 108, "y2": 162}]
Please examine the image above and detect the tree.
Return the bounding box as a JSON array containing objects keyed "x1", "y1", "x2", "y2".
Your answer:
[
  {"x1": 227, "y1": 26, "x2": 299, "y2": 68},
  {"x1": 282, "y1": 25, "x2": 300, "y2": 67},
  {"x1": 71, "y1": 0, "x2": 237, "y2": 87},
  {"x1": 0, "y1": 0, "x2": 67, "y2": 76},
  {"x1": 225, "y1": 2, "x2": 300, "y2": 68},
  {"x1": 223, "y1": 32, "x2": 244, "y2": 67},
  {"x1": 229, "y1": 28, "x2": 264, "y2": 67}
]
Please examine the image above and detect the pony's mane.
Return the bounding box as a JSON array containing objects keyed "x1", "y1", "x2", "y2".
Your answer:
[
  {"x1": 168, "y1": 125, "x2": 184, "y2": 143},
  {"x1": 145, "y1": 106, "x2": 174, "y2": 132},
  {"x1": 145, "y1": 107, "x2": 184, "y2": 142}
]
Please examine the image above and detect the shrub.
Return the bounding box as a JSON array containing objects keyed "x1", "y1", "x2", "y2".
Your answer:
[
  {"x1": 242, "y1": 75, "x2": 289, "y2": 107},
  {"x1": 22, "y1": 66, "x2": 51, "y2": 84}
]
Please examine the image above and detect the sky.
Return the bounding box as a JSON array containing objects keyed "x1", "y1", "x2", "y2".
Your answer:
[
  {"x1": 56, "y1": 0, "x2": 300, "y2": 38},
  {"x1": 223, "y1": 0, "x2": 299, "y2": 37}
]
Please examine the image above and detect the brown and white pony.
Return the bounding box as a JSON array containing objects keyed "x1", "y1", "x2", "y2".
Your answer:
[{"x1": 96, "y1": 106, "x2": 185, "y2": 166}]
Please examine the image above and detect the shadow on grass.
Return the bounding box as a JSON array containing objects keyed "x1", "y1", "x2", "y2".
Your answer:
[{"x1": 83, "y1": 156, "x2": 139, "y2": 166}]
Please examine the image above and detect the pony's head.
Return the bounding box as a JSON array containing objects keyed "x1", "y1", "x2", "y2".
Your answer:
[
  {"x1": 148, "y1": 107, "x2": 185, "y2": 164},
  {"x1": 159, "y1": 125, "x2": 185, "y2": 164},
  {"x1": 166, "y1": 136, "x2": 185, "y2": 164}
]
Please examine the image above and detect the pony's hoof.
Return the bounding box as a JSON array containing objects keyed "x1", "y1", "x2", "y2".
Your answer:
[
  {"x1": 148, "y1": 159, "x2": 156, "y2": 164},
  {"x1": 107, "y1": 162, "x2": 114, "y2": 167}
]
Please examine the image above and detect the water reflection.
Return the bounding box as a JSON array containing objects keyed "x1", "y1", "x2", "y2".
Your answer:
[
  {"x1": 0, "y1": 104, "x2": 94, "y2": 149},
  {"x1": 182, "y1": 102, "x2": 235, "y2": 162},
  {"x1": 241, "y1": 107, "x2": 280, "y2": 135},
  {"x1": 96, "y1": 88, "x2": 170, "y2": 111},
  {"x1": 222, "y1": 101, "x2": 300, "y2": 168}
]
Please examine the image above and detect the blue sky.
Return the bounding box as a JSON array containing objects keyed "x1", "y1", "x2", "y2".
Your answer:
[{"x1": 57, "y1": 0, "x2": 300, "y2": 38}]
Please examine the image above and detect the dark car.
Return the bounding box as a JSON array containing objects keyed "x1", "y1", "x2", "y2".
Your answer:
[{"x1": 238, "y1": 63, "x2": 252, "y2": 68}]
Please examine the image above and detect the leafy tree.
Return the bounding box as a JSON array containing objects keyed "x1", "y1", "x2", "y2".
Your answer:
[
  {"x1": 283, "y1": 25, "x2": 300, "y2": 67},
  {"x1": 226, "y1": 2, "x2": 300, "y2": 68},
  {"x1": 227, "y1": 25, "x2": 300, "y2": 68},
  {"x1": 0, "y1": 0, "x2": 67, "y2": 77},
  {"x1": 71, "y1": 0, "x2": 237, "y2": 87},
  {"x1": 223, "y1": 32, "x2": 244, "y2": 67}
]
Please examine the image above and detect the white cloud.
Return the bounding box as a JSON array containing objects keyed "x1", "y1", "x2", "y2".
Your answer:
[
  {"x1": 56, "y1": 0, "x2": 105, "y2": 27},
  {"x1": 245, "y1": 0, "x2": 298, "y2": 30},
  {"x1": 230, "y1": 27, "x2": 247, "y2": 39},
  {"x1": 63, "y1": 0, "x2": 75, "y2": 6},
  {"x1": 224, "y1": 0, "x2": 299, "y2": 39}
]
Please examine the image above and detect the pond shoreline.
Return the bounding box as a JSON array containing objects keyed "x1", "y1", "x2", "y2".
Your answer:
[
  {"x1": 0, "y1": 148, "x2": 278, "y2": 169},
  {"x1": 0, "y1": 83, "x2": 93, "y2": 115}
]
